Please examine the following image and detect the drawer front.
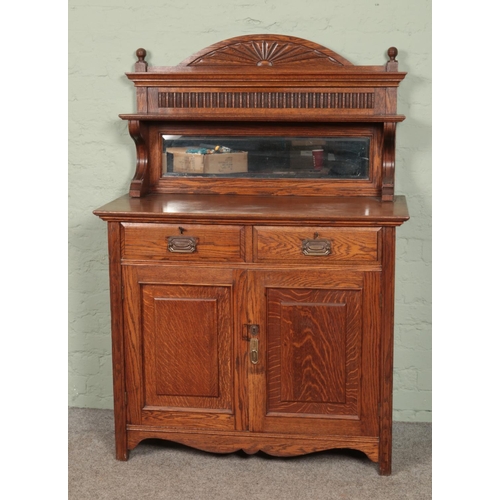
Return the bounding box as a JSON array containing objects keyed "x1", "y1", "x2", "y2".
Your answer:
[
  {"x1": 254, "y1": 226, "x2": 380, "y2": 263},
  {"x1": 122, "y1": 223, "x2": 245, "y2": 261}
]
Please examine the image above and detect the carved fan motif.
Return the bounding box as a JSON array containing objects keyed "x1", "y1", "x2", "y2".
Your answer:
[{"x1": 188, "y1": 40, "x2": 346, "y2": 67}]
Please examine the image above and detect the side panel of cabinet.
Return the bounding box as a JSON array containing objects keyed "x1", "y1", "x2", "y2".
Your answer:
[
  {"x1": 122, "y1": 265, "x2": 238, "y2": 431},
  {"x1": 250, "y1": 269, "x2": 381, "y2": 437}
]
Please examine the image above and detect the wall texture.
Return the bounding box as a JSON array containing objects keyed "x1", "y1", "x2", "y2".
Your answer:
[{"x1": 68, "y1": 0, "x2": 431, "y2": 422}]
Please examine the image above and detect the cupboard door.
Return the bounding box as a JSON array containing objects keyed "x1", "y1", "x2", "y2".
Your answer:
[
  {"x1": 123, "y1": 265, "x2": 237, "y2": 431},
  {"x1": 250, "y1": 270, "x2": 380, "y2": 437}
]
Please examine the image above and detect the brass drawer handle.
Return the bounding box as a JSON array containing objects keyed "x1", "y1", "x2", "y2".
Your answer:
[
  {"x1": 167, "y1": 236, "x2": 198, "y2": 253},
  {"x1": 302, "y1": 238, "x2": 331, "y2": 256}
]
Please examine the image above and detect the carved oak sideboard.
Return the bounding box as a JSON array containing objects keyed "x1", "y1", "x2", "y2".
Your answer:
[{"x1": 94, "y1": 35, "x2": 408, "y2": 475}]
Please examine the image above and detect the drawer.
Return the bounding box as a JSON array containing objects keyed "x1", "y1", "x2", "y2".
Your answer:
[
  {"x1": 122, "y1": 223, "x2": 245, "y2": 261},
  {"x1": 254, "y1": 226, "x2": 380, "y2": 263}
]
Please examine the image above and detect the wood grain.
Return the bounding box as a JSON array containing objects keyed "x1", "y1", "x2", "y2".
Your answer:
[
  {"x1": 179, "y1": 35, "x2": 353, "y2": 68},
  {"x1": 126, "y1": 427, "x2": 380, "y2": 463},
  {"x1": 122, "y1": 266, "x2": 236, "y2": 432},
  {"x1": 119, "y1": 35, "x2": 405, "y2": 199},
  {"x1": 121, "y1": 222, "x2": 245, "y2": 262},
  {"x1": 94, "y1": 35, "x2": 408, "y2": 475},
  {"x1": 379, "y1": 227, "x2": 397, "y2": 475},
  {"x1": 151, "y1": 296, "x2": 219, "y2": 398},
  {"x1": 106, "y1": 222, "x2": 129, "y2": 460},
  {"x1": 142, "y1": 283, "x2": 232, "y2": 410},
  {"x1": 248, "y1": 270, "x2": 376, "y2": 439},
  {"x1": 157, "y1": 91, "x2": 375, "y2": 109},
  {"x1": 266, "y1": 286, "x2": 361, "y2": 417},
  {"x1": 95, "y1": 194, "x2": 409, "y2": 226},
  {"x1": 255, "y1": 226, "x2": 380, "y2": 262}
]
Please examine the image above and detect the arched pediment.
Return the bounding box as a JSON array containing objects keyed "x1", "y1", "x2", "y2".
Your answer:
[{"x1": 179, "y1": 34, "x2": 353, "y2": 68}]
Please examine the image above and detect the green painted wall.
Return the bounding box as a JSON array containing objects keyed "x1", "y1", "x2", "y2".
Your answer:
[{"x1": 68, "y1": 0, "x2": 431, "y2": 421}]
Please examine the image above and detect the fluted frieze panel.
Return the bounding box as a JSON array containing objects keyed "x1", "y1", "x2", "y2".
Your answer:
[{"x1": 158, "y1": 92, "x2": 374, "y2": 109}]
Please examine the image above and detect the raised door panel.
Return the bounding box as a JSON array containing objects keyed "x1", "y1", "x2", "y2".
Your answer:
[
  {"x1": 142, "y1": 285, "x2": 229, "y2": 405},
  {"x1": 123, "y1": 265, "x2": 236, "y2": 430},
  {"x1": 268, "y1": 288, "x2": 360, "y2": 414},
  {"x1": 250, "y1": 270, "x2": 380, "y2": 437}
]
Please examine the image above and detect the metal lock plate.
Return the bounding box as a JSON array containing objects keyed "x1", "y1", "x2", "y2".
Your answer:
[{"x1": 249, "y1": 338, "x2": 259, "y2": 365}]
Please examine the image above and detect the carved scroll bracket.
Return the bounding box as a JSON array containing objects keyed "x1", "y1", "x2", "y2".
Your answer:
[
  {"x1": 128, "y1": 120, "x2": 150, "y2": 197},
  {"x1": 382, "y1": 122, "x2": 397, "y2": 201}
]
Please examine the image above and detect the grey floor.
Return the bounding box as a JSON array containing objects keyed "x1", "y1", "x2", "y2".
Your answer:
[{"x1": 69, "y1": 408, "x2": 431, "y2": 500}]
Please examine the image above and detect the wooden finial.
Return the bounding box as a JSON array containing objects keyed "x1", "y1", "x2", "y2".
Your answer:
[
  {"x1": 135, "y1": 48, "x2": 148, "y2": 72},
  {"x1": 386, "y1": 47, "x2": 398, "y2": 71}
]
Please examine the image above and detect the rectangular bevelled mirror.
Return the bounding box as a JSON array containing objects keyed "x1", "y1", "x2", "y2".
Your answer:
[{"x1": 161, "y1": 135, "x2": 370, "y2": 180}]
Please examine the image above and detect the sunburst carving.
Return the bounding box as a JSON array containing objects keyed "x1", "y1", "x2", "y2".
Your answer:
[{"x1": 188, "y1": 41, "x2": 345, "y2": 67}]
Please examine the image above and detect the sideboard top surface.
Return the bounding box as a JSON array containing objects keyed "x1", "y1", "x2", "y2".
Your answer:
[{"x1": 94, "y1": 193, "x2": 409, "y2": 225}]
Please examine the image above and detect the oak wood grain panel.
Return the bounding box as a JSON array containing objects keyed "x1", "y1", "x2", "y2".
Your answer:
[
  {"x1": 280, "y1": 302, "x2": 346, "y2": 404},
  {"x1": 254, "y1": 226, "x2": 380, "y2": 263},
  {"x1": 122, "y1": 265, "x2": 237, "y2": 433},
  {"x1": 250, "y1": 270, "x2": 371, "y2": 438},
  {"x1": 121, "y1": 223, "x2": 245, "y2": 261},
  {"x1": 267, "y1": 288, "x2": 361, "y2": 416},
  {"x1": 154, "y1": 178, "x2": 381, "y2": 198},
  {"x1": 140, "y1": 410, "x2": 234, "y2": 430},
  {"x1": 142, "y1": 284, "x2": 232, "y2": 411},
  {"x1": 151, "y1": 297, "x2": 219, "y2": 397}
]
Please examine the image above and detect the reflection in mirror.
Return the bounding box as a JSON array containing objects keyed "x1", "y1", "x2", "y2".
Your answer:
[{"x1": 161, "y1": 136, "x2": 370, "y2": 179}]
